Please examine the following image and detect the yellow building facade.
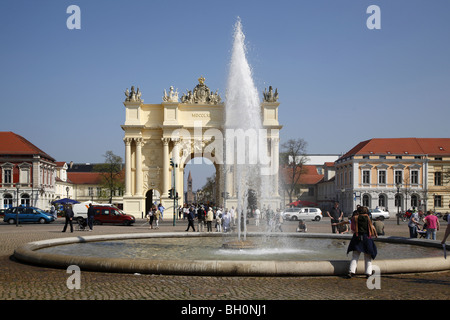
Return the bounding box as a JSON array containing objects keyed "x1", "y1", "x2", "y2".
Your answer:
[{"x1": 335, "y1": 138, "x2": 450, "y2": 215}]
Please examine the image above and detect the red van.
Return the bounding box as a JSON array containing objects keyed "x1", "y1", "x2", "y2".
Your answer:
[{"x1": 93, "y1": 206, "x2": 135, "y2": 226}]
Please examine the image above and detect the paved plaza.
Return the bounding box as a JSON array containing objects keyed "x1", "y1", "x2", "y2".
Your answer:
[{"x1": 0, "y1": 217, "x2": 448, "y2": 308}]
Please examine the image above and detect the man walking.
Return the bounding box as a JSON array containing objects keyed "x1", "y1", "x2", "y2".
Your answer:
[
  {"x1": 62, "y1": 204, "x2": 74, "y2": 233},
  {"x1": 87, "y1": 203, "x2": 95, "y2": 231},
  {"x1": 185, "y1": 206, "x2": 196, "y2": 232}
]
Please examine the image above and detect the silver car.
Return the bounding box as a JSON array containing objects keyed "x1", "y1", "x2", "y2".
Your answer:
[
  {"x1": 369, "y1": 208, "x2": 390, "y2": 220},
  {"x1": 283, "y1": 207, "x2": 322, "y2": 221}
]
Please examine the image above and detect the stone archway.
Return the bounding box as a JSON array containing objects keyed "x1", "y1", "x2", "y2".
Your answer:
[{"x1": 121, "y1": 77, "x2": 281, "y2": 218}]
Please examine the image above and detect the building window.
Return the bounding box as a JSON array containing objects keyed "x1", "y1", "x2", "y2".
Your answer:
[
  {"x1": 395, "y1": 194, "x2": 402, "y2": 207},
  {"x1": 362, "y1": 170, "x2": 370, "y2": 184},
  {"x1": 19, "y1": 168, "x2": 30, "y2": 185},
  {"x1": 434, "y1": 195, "x2": 442, "y2": 208},
  {"x1": 378, "y1": 170, "x2": 386, "y2": 184},
  {"x1": 410, "y1": 170, "x2": 419, "y2": 185},
  {"x1": 3, "y1": 194, "x2": 13, "y2": 208},
  {"x1": 363, "y1": 194, "x2": 370, "y2": 207},
  {"x1": 395, "y1": 170, "x2": 403, "y2": 185},
  {"x1": 434, "y1": 172, "x2": 442, "y2": 186},
  {"x1": 4, "y1": 169, "x2": 12, "y2": 184},
  {"x1": 21, "y1": 194, "x2": 30, "y2": 207},
  {"x1": 378, "y1": 194, "x2": 387, "y2": 208},
  {"x1": 411, "y1": 194, "x2": 418, "y2": 208}
]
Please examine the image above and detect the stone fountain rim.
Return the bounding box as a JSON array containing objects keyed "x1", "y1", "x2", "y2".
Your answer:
[{"x1": 13, "y1": 232, "x2": 450, "y2": 277}]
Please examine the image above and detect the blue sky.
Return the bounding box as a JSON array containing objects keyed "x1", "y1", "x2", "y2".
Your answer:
[{"x1": 1, "y1": 0, "x2": 449, "y2": 190}]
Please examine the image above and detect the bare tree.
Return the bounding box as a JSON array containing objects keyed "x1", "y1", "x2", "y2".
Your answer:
[
  {"x1": 280, "y1": 139, "x2": 309, "y2": 204},
  {"x1": 94, "y1": 151, "x2": 124, "y2": 203}
]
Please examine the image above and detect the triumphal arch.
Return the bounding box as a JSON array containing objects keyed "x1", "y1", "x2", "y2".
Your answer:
[{"x1": 121, "y1": 77, "x2": 281, "y2": 218}]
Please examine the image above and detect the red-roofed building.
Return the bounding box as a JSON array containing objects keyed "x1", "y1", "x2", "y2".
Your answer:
[
  {"x1": 336, "y1": 138, "x2": 450, "y2": 215},
  {"x1": 280, "y1": 154, "x2": 339, "y2": 210},
  {"x1": 280, "y1": 165, "x2": 325, "y2": 206},
  {"x1": 66, "y1": 165, "x2": 124, "y2": 208},
  {"x1": 0, "y1": 132, "x2": 57, "y2": 210}
]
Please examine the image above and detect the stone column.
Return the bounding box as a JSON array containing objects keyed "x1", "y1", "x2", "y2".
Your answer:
[
  {"x1": 124, "y1": 138, "x2": 132, "y2": 196},
  {"x1": 135, "y1": 138, "x2": 143, "y2": 196},
  {"x1": 162, "y1": 138, "x2": 170, "y2": 197},
  {"x1": 272, "y1": 137, "x2": 280, "y2": 197}
]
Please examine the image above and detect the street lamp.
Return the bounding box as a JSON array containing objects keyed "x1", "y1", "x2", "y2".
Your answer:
[
  {"x1": 396, "y1": 183, "x2": 401, "y2": 225},
  {"x1": 16, "y1": 184, "x2": 20, "y2": 227}
]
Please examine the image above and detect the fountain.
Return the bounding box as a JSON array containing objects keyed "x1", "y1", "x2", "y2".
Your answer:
[
  {"x1": 224, "y1": 18, "x2": 262, "y2": 246},
  {"x1": 12, "y1": 18, "x2": 450, "y2": 276}
]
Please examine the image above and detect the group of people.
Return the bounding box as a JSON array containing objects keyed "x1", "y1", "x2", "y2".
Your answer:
[
  {"x1": 407, "y1": 209, "x2": 441, "y2": 240},
  {"x1": 146, "y1": 203, "x2": 165, "y2": 229},
  {"x1": 326, "y1": 201, "x2": 450, "y2": 278},
  {"x1": 182, "y1": 204, "x2": 229, "y2": 233},
  {"x1": 327, "y1": 202, "x2": 385, "y2": 236},
  {"x1": 179, "y1": 203, "x2": 285, "y2": 233},
  {"x1": 61, "y1": 203, "x2": 95, "y2": 232}
]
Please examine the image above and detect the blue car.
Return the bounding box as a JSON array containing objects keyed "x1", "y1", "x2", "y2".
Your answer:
[{"x1": 3, "y1": 206, "x2": 55, "y2": 224}]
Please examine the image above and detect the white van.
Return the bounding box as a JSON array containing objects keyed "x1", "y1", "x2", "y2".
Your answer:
[{"x1": 72, "y1": 201, "x2": 101, "y2": 221}]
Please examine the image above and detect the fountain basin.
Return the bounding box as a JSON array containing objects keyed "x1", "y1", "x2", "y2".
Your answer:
[{"x1": 13, "y1": 232, "x2": 449, "y2": 276}]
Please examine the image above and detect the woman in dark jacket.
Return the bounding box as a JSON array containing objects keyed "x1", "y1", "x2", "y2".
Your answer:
[{"x1": 346, "y1": 206, "x2": 377, "y2": 278}]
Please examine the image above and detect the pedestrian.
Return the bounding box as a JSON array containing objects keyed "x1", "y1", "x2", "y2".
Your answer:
[
  {"x1": 147, "y1": 207, "x2": 154, "y2": 229},
  {"x1": 62, "y1": 204, "x2": 74, "y2": 233},
  {"x1": 274, "y1": 210, "x2": 283, "y2": 232},
  {"x1": 197, "y1": 205, "x2": 205, "y2": 232},
  {"x1": 206, "y1": 207, "x2": 214, "y2": 232},
  {"x1": 346, "y1": 206, "x2": 377, "y2": 278},
  {"x1": 254, "y1": 207, "x2": 260, "y2": 226},
  {"x1": 158, "y1": 203, "x2": 165, "y2": 221},
  {"x1": 222, "y1": 210, "x2": 231, "y2": 232},
  {"x1": 424, "y1": 211, "x2": 440, "y2": 240},
  {"x1": 183, "y1": 204, "x2": 189, "y2": 220},
  {"x1": 229, "y1": 206, "x2": 236, "y2": 226},
  {"x1": 154, "y1": 207, "x2": 161, "y2": 229},
  {"x1": 216, "y1": 212, "x2": 222, "y2": 232},
  {"x1": 327, "y1": 201, "x2": 344, "y2": 233},
  {"x1": 441, "y1": 214, "x2": 450, "y2": 245},
  {"x1": 408, "y1": 210, "x2": 423, "y2": 238},
  {"x1": 373, "y1": 216, "x2": 385, "y2": 236},
  {"x1": 50, "y1": 205, "x2": 57, "y2": 220},
  {"x1": 296, "y1": 219, "x2": 307, "y2": 232},
  {"x1": 185, "y1": 206, "x2": 196, "y2": 232},
  {"x1": 87, "y1": 203, "x2": 95, "y2": 231}
]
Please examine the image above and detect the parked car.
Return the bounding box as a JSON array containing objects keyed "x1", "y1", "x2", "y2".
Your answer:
[
  {"x1": 369, "y1": 208, "x2": 390, "y2": 220},
  {"x1": 282, "y1": 207, "x2": 322, "y2": 221},
  {"x1": 93, "y1": 206, "x2": 135, "y2": 226},
  {"x1": 3, "y1": 206, "x2": 56, "y2": 224}
]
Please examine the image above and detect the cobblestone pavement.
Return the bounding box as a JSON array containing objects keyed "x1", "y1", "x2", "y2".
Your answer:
[{"x1": 0, "y1": 217, "x2": 448, "y2": 305}]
